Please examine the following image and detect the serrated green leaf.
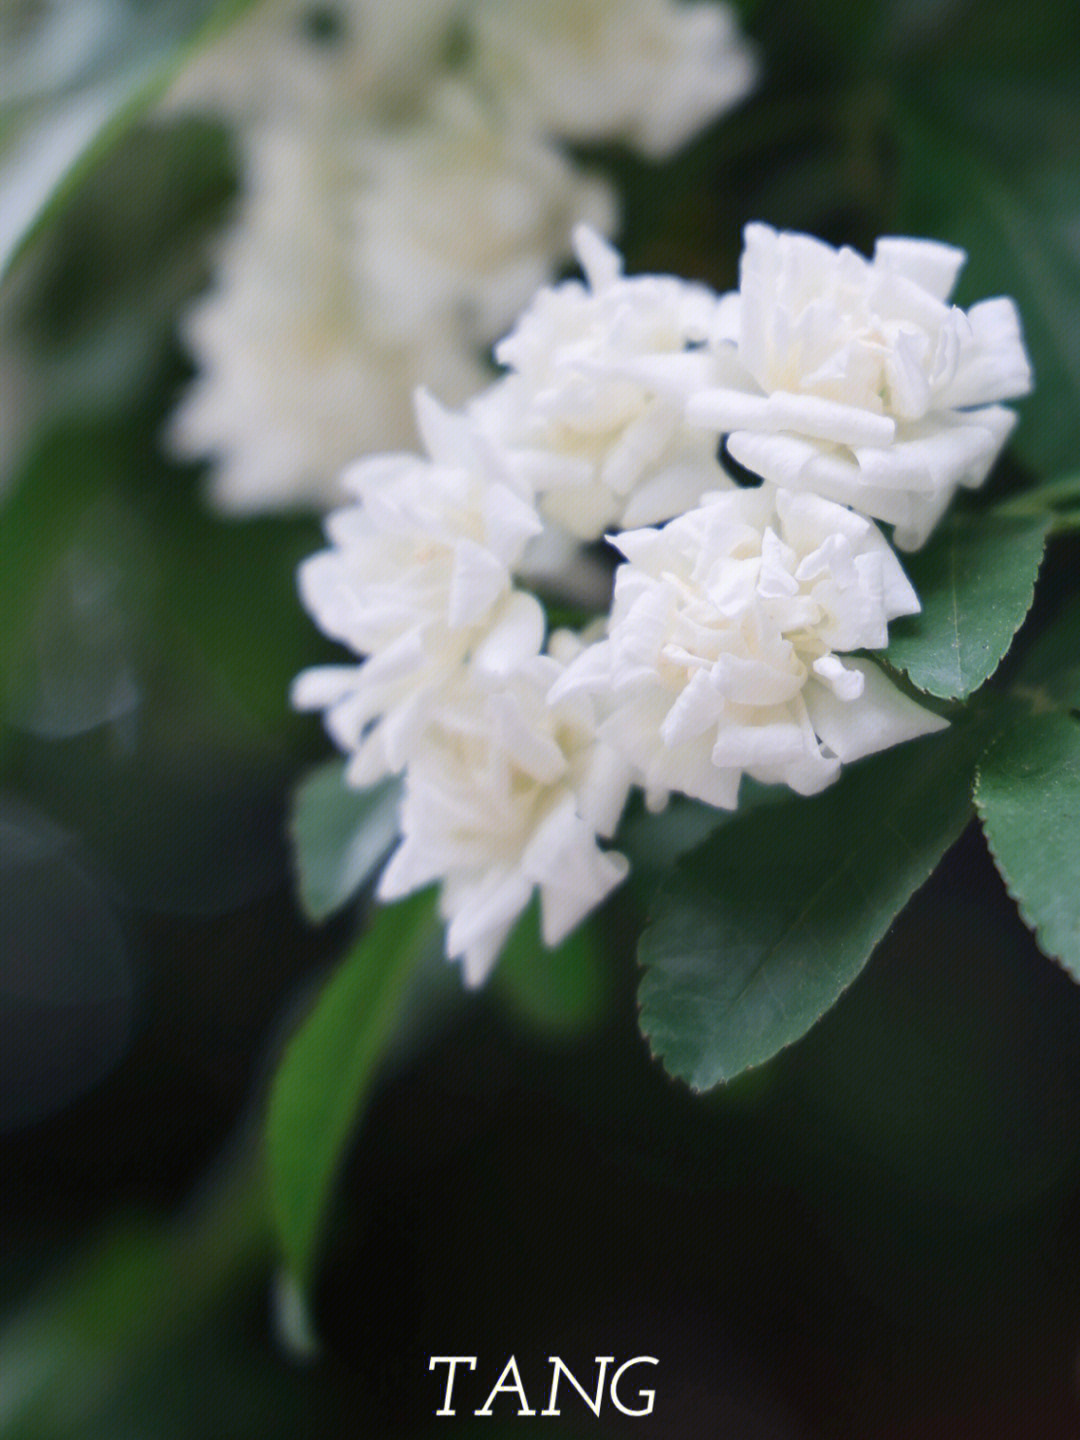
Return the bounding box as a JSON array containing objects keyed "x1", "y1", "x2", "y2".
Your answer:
[
  {"x1": 289, "y1": 761, "x2": 401, "y2": 923},
  {"x1": 266, "y1": 890, "x2": 439, "y2": 1289},
  {"x1": 638, "y1": 722, "x2": 982, "y2": 1090},
  {"x1": 884, "y1": 510, "x2": 1048, "y2": 700},
  {"x1": 975, "y1": 712, "x2": 1080, "y2": 979}
]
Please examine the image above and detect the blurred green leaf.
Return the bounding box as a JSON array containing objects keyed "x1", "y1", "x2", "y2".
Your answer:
[
  {"x1": 0, "y1": 426, "x2": 163, "y2": 752},
  {"x1": 11, "y1": 118, "x2": 235, "y2": 428},
  {"x1": 146, "y1": 497, "x2": 324, "y2": 746},
  {"x1": 289, "y1": 761, "x2": 401, "y2": 923},
  {"x1": 0, "y1": 0, "x2": 257, "y2": 284},
  {"x1": 638, "y1": 721, "x2": 982, "y2": 1089},
  {"x1": 266, "y1": 890, "x2": 439, "y2": 1290},
  {"x1": 0, "y1": 421, "x2": 326, "y2": 912},
  {"x1": 894, "y1": 81, "x2": 1080, "y2": 476},
  {"x1": 492, "y1": 901, "x2": 608, "y2": 1037},
  {"x1": 975, "y1": 711, "x2": 1080, "y2": 980},
  {"x1": 1, "y1": 420, "x2": 323, "y2": 749},
  {"x1": 884, "y1": 510, "x2": 1048, "y2": 700},
  {"x1": 995, "y1": 471, "x2": 1080, "y2": 526}
]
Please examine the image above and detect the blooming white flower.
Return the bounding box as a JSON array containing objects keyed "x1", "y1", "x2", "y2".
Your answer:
[
  {"x1": 470, "y1": 0, "x2": 757, "y2": 158},
  {"x1": 474, "y1": 225, "x2": 729, "y2": 540},
  {"x1": 168, "y1": 124, "x2": 490, "y2": 512},
  {"x1": 292, "y1": 389, "x2": 545, "y2": 784},
  {"x1": 687, "y1": 224, "x2": 1033, "y2": 548},
  {"x1": 350, "y1": 85, "x2": 618, "y2": 353},
  {"x1": 551, "y1": 487, "x2": 946, "y2": 809},
  {"x1": 378, "y1": 637, "x2": 632, "y2": 985}
]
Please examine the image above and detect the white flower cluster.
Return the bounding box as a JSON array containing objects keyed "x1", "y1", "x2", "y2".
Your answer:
[
  {"x1": 163, "y1": 0, "x2": 757, "y2": 512},
  {"x1": 689, "y1": 225, "x2": 1032, "y2": 549},
  {"x1": 294, "y1": 392, "x2": 632, "y2": 984},
  {"x1": 295, "y1": 223, "x2": 1032, "y2": 981}
]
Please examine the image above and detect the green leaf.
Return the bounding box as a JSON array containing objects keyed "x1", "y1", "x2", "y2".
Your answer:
[
  {"x1": 884, "y1": 510, "x2": 1048, "y2": 700},
  {"x1": 619, "y1": 780, "x2": 792, "y2": 891},
  {"x1": 266, "y1": 890, "x2": 439, "y2": 1289},
  {"x1": 289, "y1": 761, "x2": 401, "y2": 923},
  {"x1": 1, "y1": 420, "x2": 322, "y2": 749},
  {"x1": 975, "y1": 711, "x2": 1080, "y2": 979},
  {"x1": 492, "y1": 901, "x2": 608, "y2": 1037},
  {"x1": 995, "y1": 471, "x2": 1080, "y2": 523},
  {"x1": 638, "y1": 721, "x2": 982, "y2": 1089},
  {"x1": 0, "y1": 0, "x2": 258, "y2": 283}
]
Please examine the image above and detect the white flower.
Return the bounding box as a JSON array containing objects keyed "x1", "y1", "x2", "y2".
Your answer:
[
  {"x1": 687, "y1": 224, "x2": 1033, "y2": 548},
  {"x1": 168, "y1": 100, "x2": 615, "y2": 514},
  {"x1": 160, "y1": 0, "x2": 463, "y2": 125},
  {"x1": 551, "y1": 488, "x2": 946, "y2": 810},
  {"x1": 350, "y1": 84, "x2": 618, "y2": 353},
  {"x1": 292, "y1": 390, "x2": 545, "y2": 783},
  {"x1": 378, "y1": 640, "x2": 632, "y2": 985},
  {"x1": 470, "y1": 0, "x2": 757, "y2": 158},
  {"x1": 168, "y1": 124, "x2": 490, "y2": 512},
  {"x1": 474, "y1": 225, "x2": 729, "y2": 540}
]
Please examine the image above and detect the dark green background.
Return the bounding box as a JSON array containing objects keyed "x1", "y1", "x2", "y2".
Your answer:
[{"x1": 2, "y1": 1, "x2": 1080, "y2": 1434}]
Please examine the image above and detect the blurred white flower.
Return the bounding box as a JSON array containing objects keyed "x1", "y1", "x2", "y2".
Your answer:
[
  {"x1": 160, "y1": 0, "x2": 463, "y2": 125},
  {"x1": 551, "y1": 488, "x2": 945, "y2": 810},
  {"x1": 474, "y1": 225, "x2": 728, "y2": 540},
  {"x1": 688, "y1": 224, "x2": 1033, "y2": 549},
  {"x1": 378, "y1": 638, "x2": 632, "y2": 985},
  {"x1": 351, "y1": 85, "x2": 618, "y2": 352},
  {"x1": 163, "y1": 1, "x2": 759, "y2": 515},
  {"x1": 168, "y1": 124, "x2": 490, "y2": 511},
  {"x1": 470, "y1": 0, "x2": 757, "y2": 157},
  {"x1": 291, "y1": 390, "x2": 545, "y2": 784}
]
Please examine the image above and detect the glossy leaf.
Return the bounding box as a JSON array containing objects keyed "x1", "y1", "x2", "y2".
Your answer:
[
  {"x1": 975, "y1": 711, "x2": 1080, "y2": 980},
  {"x1": 884, "y1": 510, "x2": 1048, "y2": 700},
  {"x1": 638, "y1": 721, "x2": 980, "y2": 1090},
  {"x1": 266, "y1": 890, "x2": 439, "y2": 1289}
]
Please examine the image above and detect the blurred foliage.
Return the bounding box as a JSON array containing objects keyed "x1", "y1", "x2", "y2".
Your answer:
[
  {"x1": 267, "y1": 889, "x2": 440, "y2": 1291},
  {"x1": 0, "y1": 0, "x2": 258, "y2": 282},
  {"x1": 2, "y1": 0, "x2": 1080, "y2": 1436}
]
